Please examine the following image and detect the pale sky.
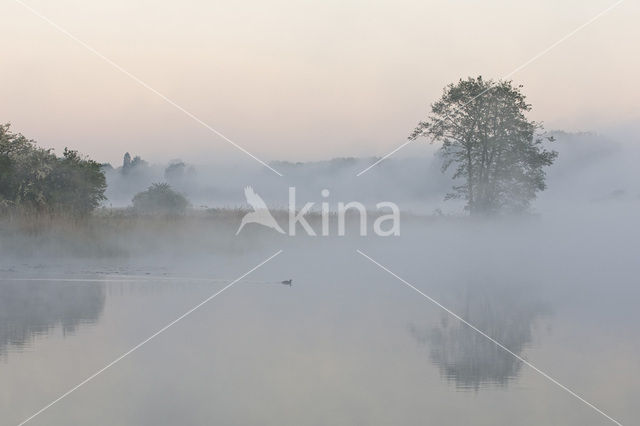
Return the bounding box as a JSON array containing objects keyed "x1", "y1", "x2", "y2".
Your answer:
[{"x1": 1, "y1": 0, "x2": 638, "y2": 165}]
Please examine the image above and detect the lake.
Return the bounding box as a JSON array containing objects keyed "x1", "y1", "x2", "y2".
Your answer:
[{"x1": 1, "y1": 217, "x2": 639, "y2": 425}]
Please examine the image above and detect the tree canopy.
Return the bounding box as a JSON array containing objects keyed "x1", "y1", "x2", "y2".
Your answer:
[
  {"x1": 410, "y1": 77, "x2": 557, "y2": 214},
  {"x1": 0, "y1": 123, "x2": 106, "y2": 216},
  {"x1": 132, "y1": 183, "x2": 188, "y2": 215}
]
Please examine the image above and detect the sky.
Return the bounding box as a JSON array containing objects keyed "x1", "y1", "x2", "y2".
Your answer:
[{"x1": 0, "y1": 0, "x2": 638, "y2": 165}]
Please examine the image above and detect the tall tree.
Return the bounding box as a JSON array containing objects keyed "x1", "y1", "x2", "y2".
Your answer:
[
  {"x1": 47, "y1": 149, "x2": 107, "y2": 216},
  {"x1": 122, "y1": 152, "x2": 132, "y2": 173},
  {"x1": 0, "y1": 124, "x2": 106, "y2": 216},
  {"x1": 0, "y1": 124, "x2": 55, "y2": 209},
  {"x1": 410, "y1": 76, "x2": 557, "y2": 215}
]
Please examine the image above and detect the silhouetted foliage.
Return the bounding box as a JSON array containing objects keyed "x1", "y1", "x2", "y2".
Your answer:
[
  {"x1": 121, "y1": 152, "x2": 147, "y2": 176},
  {"x1": 47, "y1": 149, "x2": 108, "y2": 215},
  {"x1": 164, "y1": 161, "x2": 186, "y2": 181},
  {"x1": 411, "y1": 76, "x2": 557, "y2": 214},
  {"x1": 0, "y1": 124, "x2": 106, "y2": 216},
  {"x1": 122, "y1": 152, "x2": 131, "y2": 170},
  {"x1": 132, "y1": 183, "x2": 188, "y2": 215}
]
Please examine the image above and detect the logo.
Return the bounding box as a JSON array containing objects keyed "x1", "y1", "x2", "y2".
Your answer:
[
  {"x1": 236, "y1": 186, "x2": 286, "y2": 235},
  {"x1": 236, "y1": 187, "x2": 400, "y2": 236}
]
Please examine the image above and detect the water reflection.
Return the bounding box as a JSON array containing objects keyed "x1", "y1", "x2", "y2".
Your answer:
[
  {"x1": 410, "y1": 286, "x2": 550, "y2": 390},
  {"x1": 0, "y1": 281, "x2": 105, "y2": 356}
]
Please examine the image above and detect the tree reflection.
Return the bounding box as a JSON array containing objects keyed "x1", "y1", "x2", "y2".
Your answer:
[
  {"x1": 0, "y1": 281, "x2": 105, "y2": 356},
  {"x1": 410, "y1": 286, "x2": 550, "y2": 390}
]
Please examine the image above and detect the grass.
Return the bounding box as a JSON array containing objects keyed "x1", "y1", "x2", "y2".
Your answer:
[{"x1": 0, "y1": 206, "x2": 463, "y2": 259}]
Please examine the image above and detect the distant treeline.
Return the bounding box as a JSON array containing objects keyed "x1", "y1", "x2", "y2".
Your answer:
[{"x1": 0, "y1": 124, "x2": 106, "y2": 217}]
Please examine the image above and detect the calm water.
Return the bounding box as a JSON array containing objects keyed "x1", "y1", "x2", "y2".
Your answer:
[{"x1": 1, "y1": 227, "x2": 639, "y2": 426}]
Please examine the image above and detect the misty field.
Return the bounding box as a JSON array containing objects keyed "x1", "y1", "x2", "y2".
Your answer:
[
  {"x1": 2, "y1": 0, "x2": 639, "y2": 423},
  {"x1": 2, "y1": 125, "x2": 640, "y2": 425}
]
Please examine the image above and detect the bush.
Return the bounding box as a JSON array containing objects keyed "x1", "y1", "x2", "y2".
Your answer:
[
  {"x1": 132, "y1": 183, "x2": 188, "y2": 215},
  {"x1": 0, "y1": 124, "x2": 106, "y2": 217}
]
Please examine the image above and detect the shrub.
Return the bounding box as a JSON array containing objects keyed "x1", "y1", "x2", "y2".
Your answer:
[
  {"x1": 132, "y1": 183, "x2": 188, "y2": 215},
  {"x1": 0, "y1": 124, "x2": 106, "y2": 217}
]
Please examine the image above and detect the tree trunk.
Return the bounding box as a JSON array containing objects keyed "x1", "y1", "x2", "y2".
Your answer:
[{"x1": 467, "y1": 148, "x2": 474, "y2": 215}]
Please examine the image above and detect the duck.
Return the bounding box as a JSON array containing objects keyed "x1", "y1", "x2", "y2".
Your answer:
[{"x1": 281, "y1": 279, "x2": 292, "y2": 286}]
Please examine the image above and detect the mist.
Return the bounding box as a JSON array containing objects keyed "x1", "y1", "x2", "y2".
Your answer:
[
  {"x1": 2, "y1": 0, "x2": 639, "y2": 423},
  {"x1": 2, "y1": 122, "x2": 639, "y2": 425},
  {"x1": 98, "y1": 130, "x2": 640, "y2": 214}
]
